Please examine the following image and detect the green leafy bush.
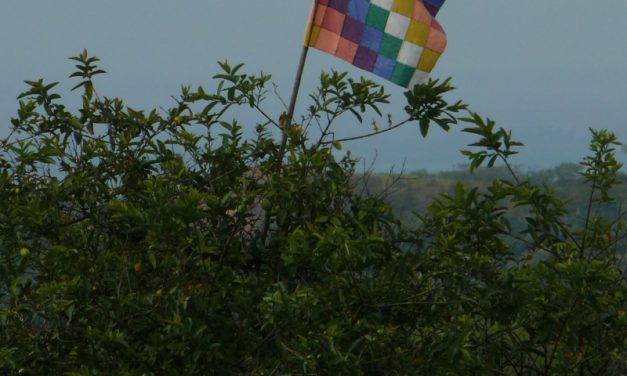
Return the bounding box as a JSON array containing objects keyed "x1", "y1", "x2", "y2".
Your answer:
[{"x1": 0, "y1": 51, "x2": 624, "y2": 375}]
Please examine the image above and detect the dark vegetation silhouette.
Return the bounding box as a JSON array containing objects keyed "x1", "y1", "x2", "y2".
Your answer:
[{"x1": 0, "y1": 51, "x2": 625, "y2": 375}]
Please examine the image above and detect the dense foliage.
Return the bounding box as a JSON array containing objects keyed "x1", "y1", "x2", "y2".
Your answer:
[{"x1": 0, "y1": 51, "x2": 625, "y2": 375}]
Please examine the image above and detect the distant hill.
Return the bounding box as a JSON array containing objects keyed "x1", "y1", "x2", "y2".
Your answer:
[{"x1": 357, "y1": 163, "x2": 627, "y2": 229}]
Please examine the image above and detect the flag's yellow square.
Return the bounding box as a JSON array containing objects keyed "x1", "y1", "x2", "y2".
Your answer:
[
  {"x1": 391, "y1": 0, "x2": 414, "y2": 18},
  {"x1": 308, "y1": 25, "x2": 321, "y2": 46},
  {"x1": 417, "y1": 48, "x2": 440, "y2": 72},
  {"x1": 405, "y1": 20, "x2": 429, "y2": 46}
]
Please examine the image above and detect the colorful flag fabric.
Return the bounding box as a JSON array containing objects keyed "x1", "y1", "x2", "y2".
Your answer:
[{"x1": 306, "y1": 0, "x2": 447, "y2": 88}]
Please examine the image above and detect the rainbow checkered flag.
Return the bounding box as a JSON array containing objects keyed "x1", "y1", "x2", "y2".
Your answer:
[{"x1": 306, "y1": 0, "x2": 447, "y2": 87}]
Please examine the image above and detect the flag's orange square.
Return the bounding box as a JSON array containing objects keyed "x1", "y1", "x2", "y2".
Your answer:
[
  {"x1": 321, "y1": 8, "x2": 346, "y2": 35},
  {"x1": 426, "y1": 28, "x2": 446, "y2": 53},
  {"x1": 314, "y1": 27, "x2": 341, "y2": 54},
  {"x1": 336, "y1": 38, "x2": 359, "y2": 62}
]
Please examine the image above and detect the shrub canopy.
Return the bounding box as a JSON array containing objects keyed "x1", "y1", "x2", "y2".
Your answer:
[{"x1": 0, "y1": 51, "x2": 625, "y2": 375}]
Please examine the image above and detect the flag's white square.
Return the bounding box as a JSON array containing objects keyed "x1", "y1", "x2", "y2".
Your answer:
[
  {"x1": 397, "y1": 41, "x2": 423, "y2": 67},
  {"x1": 370, "y1": 0, "x2": 393, "y2": 10},
  {"x1": 408, "y1": 70, "x2": 430, "y2": 87},
  {"x1": 384, "y1": 12, "x2": 410, "y2": 39}
]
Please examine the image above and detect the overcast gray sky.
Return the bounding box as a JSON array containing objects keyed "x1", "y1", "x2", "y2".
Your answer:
[{"x1": 2, "y1": 1, "x2": 626, "y2": 172}]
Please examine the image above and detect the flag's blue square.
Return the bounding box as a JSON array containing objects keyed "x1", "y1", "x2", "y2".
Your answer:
[
  {"x1": 360, "y1": 25, "x2": 383, "y2": 51},
  {"x1": 347, "y1": 0, "x2": 369, "y2": 22},
  {"x1": 373, "y1": 54, "x2": 395, "y2": 79},
  {"x1": 423, "y1": 0, "x2": 445, "y2": 16}
]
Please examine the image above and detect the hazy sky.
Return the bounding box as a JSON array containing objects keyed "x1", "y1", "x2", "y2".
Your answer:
[{"x1": 2, "y1": 1, "x2": 626, "y2": 172}]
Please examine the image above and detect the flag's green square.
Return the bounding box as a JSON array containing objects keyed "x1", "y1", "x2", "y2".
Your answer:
[
  {"x1": 365, "y1": 5, "x2": 389, "y2": 32},
  {"x1": 390, "y1": 63, "x2": 414, "y2": 87},
  {"x1": 379, "y1": 34, "x2": 403, "y2": 59}
]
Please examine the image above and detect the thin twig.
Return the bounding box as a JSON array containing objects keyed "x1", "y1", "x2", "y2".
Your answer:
[{"x1": 320, "y1": 119, "x2": 410, "y2": 145}]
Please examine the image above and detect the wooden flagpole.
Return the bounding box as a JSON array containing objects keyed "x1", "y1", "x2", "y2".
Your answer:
[
  {"x1": 275, "y1": 0, "x2": 319, "y2": 168},
  {"x1": 261, "y1": 1, "x2": 320, "y2": 247}
]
